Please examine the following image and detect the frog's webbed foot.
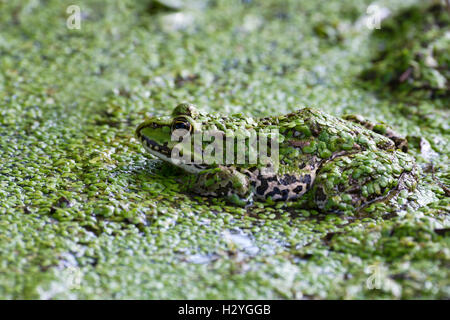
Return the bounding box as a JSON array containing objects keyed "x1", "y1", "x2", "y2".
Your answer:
[
  {"x1": 184, "y1": 166, "x2": 253, "y2": 207},
  {"x1": 313, "y1": 150, "x2": 418, "y2": 212},
  {"x1": 343, "y1": 114, "x2": 409, "y2": 152}
]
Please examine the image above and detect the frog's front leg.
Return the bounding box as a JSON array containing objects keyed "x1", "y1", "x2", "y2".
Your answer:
[
  {"x1": 343, "y1": 114, "x2": 408, "y2": 152},
  {"x1": 184, "y1": 165, "x2": 253, "y2": 206}
]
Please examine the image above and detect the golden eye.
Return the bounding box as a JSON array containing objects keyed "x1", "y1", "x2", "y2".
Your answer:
[{"x1": 171, "y1": 117, "x2": 192, "y2": 133}]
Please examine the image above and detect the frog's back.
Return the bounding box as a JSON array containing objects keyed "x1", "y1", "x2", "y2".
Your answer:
[{"x1": 244, "y1": 107, "x2": 414, "y2": 204}]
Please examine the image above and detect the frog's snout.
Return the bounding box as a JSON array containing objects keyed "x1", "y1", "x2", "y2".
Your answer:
[
  {"x1": 135, "y1": 120, "x2": 147, "y2": 139},
  {"x1": 135, "y1": 116, "x2": 156, "y2": 139}
]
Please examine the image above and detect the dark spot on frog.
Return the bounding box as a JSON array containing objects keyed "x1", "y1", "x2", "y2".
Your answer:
[
  {"x1": 257, "y1": 173, "x2": 277, "y2": 183},
  {"x1": 280, "y1": 174, "x2": 298, "y2": 185},
  {"x1": 280, "y1": 189, "x2": 289, "y2": 201},
  {"x1": 256, "y1": 179, "x2": 269, "y2": 195},
  {"x1": 265, "y1": 187, "x2": 289, "y2": 200},
  {"x1": 265, "y1": 187, "x2": 278, "y2": 198},
  {"x1": 300, "y1": 174, "x2": 312, "y2": 187}
]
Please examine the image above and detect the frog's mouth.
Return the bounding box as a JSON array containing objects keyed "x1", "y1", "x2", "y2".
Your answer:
[
  {"x1": 136, "y1": 125, "x2": 207, "y2": 174},
  {"x1": 136, "y1": 125, "x2": 172, "y2": 160},
  {"x1": 139, "y1": 134, "x2": 172, "y2": 158}
]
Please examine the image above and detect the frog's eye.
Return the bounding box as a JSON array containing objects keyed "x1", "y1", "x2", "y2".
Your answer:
[{"x1": 171, "y1": 117, "x2": 192, "y2": 134}]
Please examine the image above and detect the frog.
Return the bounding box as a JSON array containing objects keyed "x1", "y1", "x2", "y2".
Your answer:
[{"x1": 135, "y1": 103, "x2": 418, "y2": 212}]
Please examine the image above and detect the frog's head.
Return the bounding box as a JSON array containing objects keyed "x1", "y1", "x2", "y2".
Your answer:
[
  {"x1": 136, "y1": 103, "x2": 216, "y2": 173},
  {"x1": 136, "y1": 103, "x2": 274, "y2": 173}
]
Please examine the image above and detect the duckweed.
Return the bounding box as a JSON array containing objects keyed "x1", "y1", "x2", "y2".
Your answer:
[{"x1": 0, "y1": 0, "x2": 448, "y2": 299}]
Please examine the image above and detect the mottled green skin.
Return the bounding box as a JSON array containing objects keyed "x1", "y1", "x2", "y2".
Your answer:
[
  {"x1": 136, "y1": 104, "x2": 418, "y2": 212},
  {"x1": 0, "y1": 0, "x2": 448, "y2": 300}
]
